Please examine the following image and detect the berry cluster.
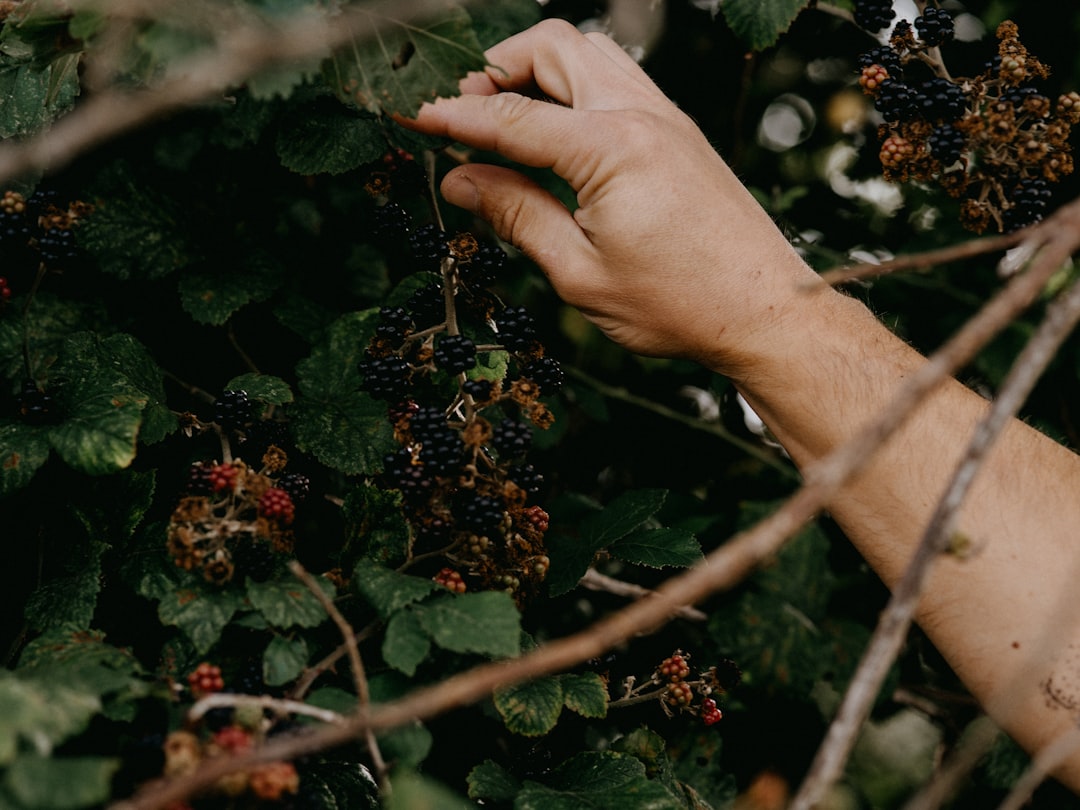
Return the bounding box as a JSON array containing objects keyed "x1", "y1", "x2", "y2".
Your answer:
[
  {"x1": 168, "y1": 447, "x2": 302, "y2": 586},
  {"x1": 0, "y1": 188, "x2": 92, "y2": 270},
  {"x1": 161, "y1": 725, "x2": 299, "y2": 802},
  {"x1": 358, "y1": 207, "x2": 563, "y2": 603},
  {"x1": 187, "y1": 662, "x2": 226, "y2": 697},
  {"x1": 614, "y1": 650, "x2": 741, "y2": 728},
  {"x1": 857, "y1": 15, "x2": 1077, "y2": 232}
]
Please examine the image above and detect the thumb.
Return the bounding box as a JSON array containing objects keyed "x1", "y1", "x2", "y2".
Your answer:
[{"x1": 439, "y1": 164, "x2": 589, "y2": 276}]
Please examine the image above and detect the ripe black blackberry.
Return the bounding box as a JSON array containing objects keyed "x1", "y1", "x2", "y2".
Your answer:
[
  {"x1": 375, "y1": 305, "x2": 414, "y2": 343},
  {"x1": 521, "y1": 356, "x2": 564, "y2": 393},
  {"x1": 186, "y1": 460, "x2": 216, "y2": 495},
  {"x1": 232, "y1": 536, "x2": 278, "y2": 583},
  {"x1": 418, "y1": 427, "x2": 464, "y2": 475},
  {"x1": 278, "y1": 472, "x2": 311, "y2": 503},
  {"x1": 915, "y1": 77, "x2": 965, "y2": 122},
  {"x1": 37, "y1": 223, "x2": 80, "y2": 267},
  {"x1": 359, "y1": 355, "x2": 412, "y2": 401},
  {"x1": 874, "y1": 80, "x2": 917, "y2": 122},
  {"x1": 497, "y1": 305, "x2": 539, "y2": 352},
  {"x1": 371, "y1": 202, "x2": 412, "y2": 241},
  {"x1": 212, "y1": 390, "x2": 255, "y2": 430},
  {"x1": 406, "y1": 282, "x2": 445, "y2": 330},
  {"x1": 463, "y1": 378, "x2": 494, "y2": 402},
  {"x1": 433, "y1": 334, "x2": 477, "y2": 375},
  {"x1": 914, "y1": 7, "x2": 954, "y2": 47},
  {"x1": 492, "y1": 418, "x2": 532, "y2": 458},
  {"x1": 853, "y1": 0, "x2": 895, "y2": 33},
  {"x1": 409, "y1": 223, "x2": 448, "y2": 272},
  {"x1": 1003, "y1": 177, "x2": 1052, "y2": 231},
  {"x1": 857, "y1": 45, "x2": 902, "y2": 77},
  {"x1": 408, "y1": 404, "x2": 450, "y2": 442},
  {"x1": 381, "y1": 448, "x2": 434, "y2": 500},
  {"x1": 509, "y1": 463, "x2": 544, "y2": 495},
  {"x1": 927, "y1": 124, "x2": 966, "y2": 165},
  {"x1": 457, "y1": 493, "x2": 505, "y2": 534},
  {"x1": 458, "y1": 239, "x2": 506, "y2": 288}
]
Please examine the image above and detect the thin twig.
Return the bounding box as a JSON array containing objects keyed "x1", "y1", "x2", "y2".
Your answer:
[
  {"x1": 564, "y1": 365, "x2": 799, "y2": 480},
  {"x1": 996, "y1": 724, "x2": 1080, "y2": 810},
  {"x1": 901, "y1": 715, "x2": 1001, "y2": 810},
  {"x1": 817, "y1": 229, "x2": 1028, "y2": 288},
  {"x1": 791, "y1": 217, "x2": 1080, "y2": 809},
  {"x1": 579, "y1": 568, "x2": 708, "y2": 622},
  {"x1": 0, "y1": 0, "x2": 465, "y2": 186},
  {"x1": 287, "y1": 562, "x2": 389, "y2": 790}
]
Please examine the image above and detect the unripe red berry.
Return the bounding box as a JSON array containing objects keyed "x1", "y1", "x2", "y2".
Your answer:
[
  {"x1": 258, "y1": 487, "x2": 295, "y2": 524},
  {"x1": 187, "y1": 661, "x2": 225, "y2": 696}
]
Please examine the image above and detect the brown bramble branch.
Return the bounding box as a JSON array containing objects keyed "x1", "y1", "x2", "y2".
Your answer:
[{"x1": 0, "y1": 0, "x2": 463, "y2": 188}]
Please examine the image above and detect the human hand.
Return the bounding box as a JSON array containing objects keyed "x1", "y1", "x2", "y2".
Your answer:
[{"x1": 398, "y1": 19, "x2": 827, "y2": 376}]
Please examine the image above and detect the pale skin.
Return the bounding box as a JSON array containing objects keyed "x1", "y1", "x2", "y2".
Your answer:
[{"x1": 399, "y1": 18, "x2": 1080, "y2": 790}]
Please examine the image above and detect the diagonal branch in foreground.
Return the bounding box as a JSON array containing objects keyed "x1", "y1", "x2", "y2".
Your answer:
[
  {"x1": 109, "y1": 195, "x2": 1080, "y2": 810},
  {"x1": 0, "y1": 0, "x2": 452, "y2": 187}
]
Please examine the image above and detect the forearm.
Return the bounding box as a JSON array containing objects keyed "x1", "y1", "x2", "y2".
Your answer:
[{"x1": 730, "y1": 281, "x2": 1080, "y2": 786}]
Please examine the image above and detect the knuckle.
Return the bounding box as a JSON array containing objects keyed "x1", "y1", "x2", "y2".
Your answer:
[{"x1": 488, "y1": 92, "x2": 536, "y2": 130}]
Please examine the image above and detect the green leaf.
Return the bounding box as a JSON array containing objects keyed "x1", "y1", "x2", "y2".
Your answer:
[
  {"x1": 609, "y1": 527, "x2": 703, "y2": 569},
  {"x1": 275, "y1": 97, "x2": 387, "y2": 174},
  {"x1": 0, "y1": 421, "x2": 50, "y2": 496},
  {"x1": 327, "y1": 3, "x2": 488, "y2": 117},
  {"x1": 246, "y1": 574, "x2": 335, "y2": 629},
  {"x1": 340, "y1": 483, "x2": 411, "y2": 566},
  {"x1": 376, "y1": 720, "x2": 433, "y2": 771},
  {"x1": 47, "y1": 333, "x2": 150, "y2": 476},
  {"x1": 158, "y1": 585, "x2": 245, "y2": 654},
  {"x1": 294, "y1": 759, "x2": 380, "y2": 810},
  {"x1": 224, "y1": 373, "x2": 294, "y2": 406},
  {"x1": 0, "y1": 52, "x2": 80, "y2": 139},
  {"x1": 543, "y1": 530, "x2": 596, "y2": 597},
  {"x1": 352, "y1": 562, "x2": 436, "y2": 620},
  {"x1": 558, "y1": 673, "x2": 608, "y2": 719},
  {"x1": 292, "y1": 311, "x2": 396, "y2": 475},
  {"x1": 263, "y1": 634, "x2": 309, "y2": 686},
  {"x1": 413, "y1": 591, "x2": 521, "y2": 658},
  {"x1": 80, "y1": 164, "x2": 199, "y2": 280},
  {"x1": 0, "y1": 672, "x2": 101, "y2": 764},
  {"x1": 721, "y1": 0, "x2": 811, "y2": 51},
  {"x1": 382, "y1": 609, "x2": 431, "y2": 677},
  {"x1": 467, "y1": 0, "x2": 542, "y2": 49},
  {"x1": 467, "y1": 759, "x2": 522, "y2": 802},
  {"x1": 23, "y1": 541, "x2": 107, "y2": 631},
  {"x1": 579, "y1": 489, "x2": 667, "y2": 547},
  {"x1": 494, "y1": 677, "x2": 564, "y2": 737},
  {"x1": 3, "y1": 755, "x2": 121, "y2": 810},
  {"x1": 0, "y1": 291, "x2": 105, "y2": 382},
  {"x1": 177, "y1": 252, "x2": 285, "y2": 325},
  {"x1": 515, "y1": 751, "x2": 684, "y2": 810},
  {"x1": 387, "y1": 771, "x2": 474, "y2": 810}
]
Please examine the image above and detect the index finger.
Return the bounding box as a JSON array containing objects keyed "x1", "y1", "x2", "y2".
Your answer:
[{"x1": 458, "y1": 18, "x2": 667, "y2": 110}]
